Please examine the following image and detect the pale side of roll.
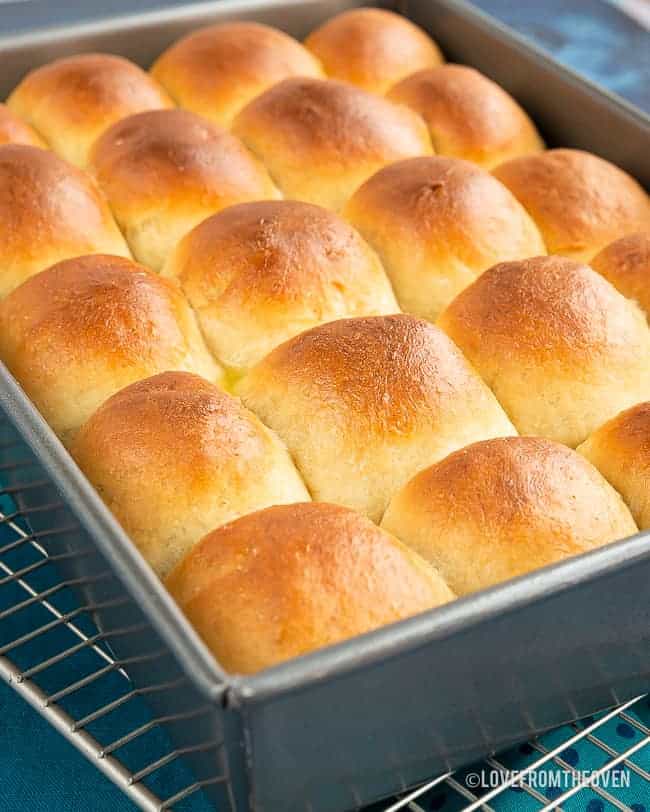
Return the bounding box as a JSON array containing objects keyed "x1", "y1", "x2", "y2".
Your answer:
[
  {"x1": 578, "y1": 401, "x2": 650, "y2": 530},
  {"x1": 590, "y1": 232, "x2": 650, "y2": 320}
]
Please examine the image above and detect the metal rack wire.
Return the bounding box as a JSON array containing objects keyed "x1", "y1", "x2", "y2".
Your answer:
[
  {"x1": 0, "y1": 460, "x2": 223, "y2": 812},
  {"x1": 2, "y1": 467, "x2": 650, "y2": 812}
]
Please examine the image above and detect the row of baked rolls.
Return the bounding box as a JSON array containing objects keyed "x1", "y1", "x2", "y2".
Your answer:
[
  {"x1": 3, "y1": 34, "x2": 546, "y2": 206},
  {"x1": 2, "y1": 133, "x2": 647, "y2": 331},
  {"x1": 2, "y1": 243, "x2": 649, "y2": 463},
  {"x1": 66, "y1": 367, "x2": 642, "y2": 674},
  {"x1": 164, "y1": 429, "x2": 644, "y2": 672},
  {"x1": 0, "y1": 193, "x2": 407, "y2": 439},
  {"x1": 0, "y1": 85, "x2": 428, "y2": 295},
  {"x1": 150, "y1": 8, "x2": 545, "y2": 170},
  {"x1": 56, "y1": 285, "x2": 648, "y2": 537},
  {"x1": 3, "y1": 47, "x2": 648, "y2": 307},
  {"x1": 1, "y1": 252, "x2": 644, "y2": 672},
  {"x1": 1, "y1": 134, "x2": 647, "y2": 354}
]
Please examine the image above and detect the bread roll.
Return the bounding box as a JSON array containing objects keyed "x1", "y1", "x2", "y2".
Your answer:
[
  {"x1": 305, "y1": 8, "x2": 443, "y2": 95},
  {"x1": 8, "y1": 54, "x2": 172, "y2": 167},
  {"x1": 494, "y1": 149, "x2": 650, "y2": 261},
  {"x1": 162, "y1": 200, "x2": 399, "y2": 372},
  {"x1": 0, "y1": 144, "x2": 129, "y2": 299},
  {"x1": 166, "y1": 502, "x2": 454, "y2": 674},
  {"x1": 343, "y1": 156, "x2": 545, "y2": 320},
  {"x1": 438, "y1": 255, "x2": 650, "y2": 447},
  {"x1": 151, "y1": 22, "x2": 323, "y2": 128},
  {"x1": 89, "y1": 109, "x2": 279, "y2": 271},
  {"x1": 0, "y1": 255, "x2": 221, "y2": 445},
  {"x1": 388, "y1": 65, "x2": 543, "y2": 168},
  {"x1": 237, "y1": 314, "x2": 516, "y2": 521},
  {"x1": 73, "y1": 372, "x2": 309, "y2": 578},
  {"x1": 591, "y1": 233, "x2": 650, "y2": 319},
  {"x1": 232, "y1": 77, "x2": 432, "y2": 211},
  {"x1": 382, "y1": 437, "x2": 637, "y2": 596},
  {"x1": 0, "y1": 103, "x2": 46, "y2": 147},
  {"x1": 578, "y1": 402, "x2": 650, "y2": 530}
]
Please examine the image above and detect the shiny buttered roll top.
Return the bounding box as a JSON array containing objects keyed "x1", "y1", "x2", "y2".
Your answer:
[
  {"x1": 8, "y1": 53, "x2": 173, "y2": 167},
  {"x1": 0, "y1": 144, "x2": 130, "y2": 299},
  {"x1": 494, "y1": 148, "x2": 650, "y2": 262},
  {"x1": 0, "y1": 254, "x2": 222, "y2": 445},
  {"x1": 162, "y1": 199, "x2": 399, "y2": 373},
  {"x1": 236, "y1": 313, "x2": 516, "y2": 522},
  {"x1": 388, "y1": 64, "x2": 544, "y2": 168},
  {"x1": 232, "y1": 77, "x2": 433, "y2": 211},
  {"x1": 382, "y1": 437, "x2": 637, "y2": 595},
  {"x1": 72, "y1": 372, "x2": 310, "y2": 578},
  {"x1": 343, "y1": 156, "x2": 545, "y2": 321},
  {"x1": 304, "y1": 7, "x2": 443, "y2": 95},
  {"x1": 151, "y1": 21, "x2": 324, "y2": 128},
  {"x1": 166, "y1": 502, "x2": 454, "y2": 674},
  {"x1": 88, "y1": 108, "x2": 280, "y2": 272},
  {"x1": 438, "y1": 255, "x2": 650, "y2": 448}
]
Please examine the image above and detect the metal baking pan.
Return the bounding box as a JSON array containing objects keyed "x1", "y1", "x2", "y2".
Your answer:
[{"x1": 1, "y1": 2, "x2": 650, "y2": 811}]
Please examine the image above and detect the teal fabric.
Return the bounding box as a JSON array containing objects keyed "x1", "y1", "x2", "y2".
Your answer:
[{"x1": 0, "y1": 2, "x2": 648, "y2": 810}]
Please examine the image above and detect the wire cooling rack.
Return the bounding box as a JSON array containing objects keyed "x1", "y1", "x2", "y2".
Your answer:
[{"x1": 2, "y1": 464, "x2": 650, "y2": 812}]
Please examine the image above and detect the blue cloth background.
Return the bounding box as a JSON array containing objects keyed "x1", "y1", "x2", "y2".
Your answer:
[{"x1": 1, "y1": 1, "x2": 649, "y2": 810}]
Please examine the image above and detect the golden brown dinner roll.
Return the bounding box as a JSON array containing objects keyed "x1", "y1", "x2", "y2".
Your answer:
[
  {"x1": 388, "y1": 65, "x2": 543, "y2": 169},
  {"x1": 151, "y1": 21, "x2": 323, "y2": 128},
  {"x1": 494, "y1": 149, "x2": 650, "y2": 261},
  {"x1": 0, "y1": 144, "x2": 129, "y2": 299},
  {"x1": 0, "y1": 255, "x2": 221, "y2": 445},
  {"x1": 591, "y1": 233, "x2": 650, "y2": 319},
  {"x1": 232, "y1": 77, "x2": 432, "y2": 211},
  {"x1": 578, "y1": 402, "x2": 650, "y2": 530},
  {"x1": 0, "y1": 103, "x2": 46, "y2": 147},
  {"x1": 382, "y1": 437, "x2": 637, "y2": 596},
  {"x1": 89, "y1": 109, "x2": 279, "y2": 271},
  {"x1": 304, "y1": 7, "x2": 443, "y2": 95},
  {"x1": 438, "y1": 255, "x2": 650, "y2": 448},
  {"x1": 8, "y1": 54, "x2": 172, "y2": 167},
  {"x1": 73, "y1": 372, "x2": 309, "y2": 578},
  {"x1": 162, "y1": 200, "x2": 399, "y2": 372},
  {"x1": 166, "y1": 502, "x2": 454, "y2": 673},
  {"x1": 237, "y1": 314, "x2": 515, "y2": 521},
  {"x1": 343, "y1": 156, "x2": 545, "y2": 320}
]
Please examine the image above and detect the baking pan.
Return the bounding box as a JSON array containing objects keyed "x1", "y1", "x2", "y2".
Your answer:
[{"x1": 1, "y1": 2, "x2": 650, "y2": 811}]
